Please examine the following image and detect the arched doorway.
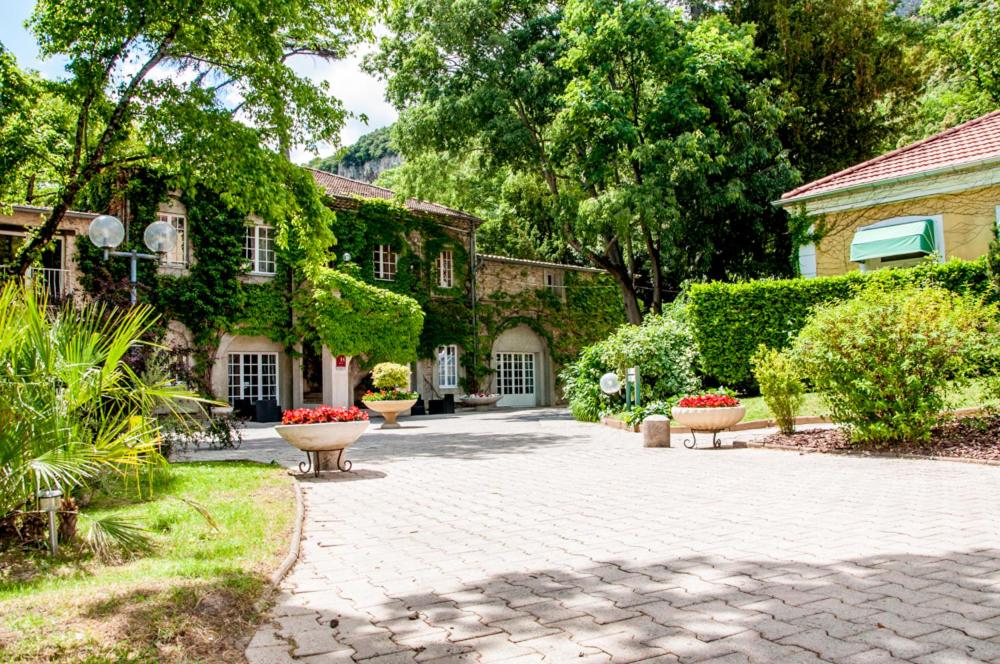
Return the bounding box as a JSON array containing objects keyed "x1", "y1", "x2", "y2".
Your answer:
[{"x1": 490, "y1": 324, "x2": 549, "y2": 408}]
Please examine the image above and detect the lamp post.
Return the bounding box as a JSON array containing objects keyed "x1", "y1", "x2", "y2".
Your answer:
[
  {"x1": 87, "y1": 214, "x2": 177, "y2": 305},
  {"x1": 37, "y1": 488, "x2": 63, "y2": 556}
]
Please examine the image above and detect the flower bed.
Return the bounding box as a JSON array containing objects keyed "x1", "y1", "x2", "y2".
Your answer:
[
  {"x1": 677, "y1": 393, "x2": 740, "y2": 408},
  {"x1": 362, "y1": 388, "x2": 420, "y2": 402},
  {"x1": 281, "y1": 405, "x2": 368, "y2": 425},
  {"x1": 751, "y1": 415, "x2": 1000, "y2": 462}
]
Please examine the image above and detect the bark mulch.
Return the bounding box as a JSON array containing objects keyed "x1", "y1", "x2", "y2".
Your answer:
[{"x1": 752, "y1": 414, "x2": 1000, "y2": 463}]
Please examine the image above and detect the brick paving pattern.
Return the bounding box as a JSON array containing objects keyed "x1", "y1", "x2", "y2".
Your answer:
[{"x1": 200, "y1": 409, "x2": 1000, "y2": 664}]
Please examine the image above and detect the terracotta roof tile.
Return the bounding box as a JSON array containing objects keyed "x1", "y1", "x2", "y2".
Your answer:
[
  {"x1": 781, "y1": 109, "x2": 1000, "y2": 202},
  {"x1": 307, "y1": 167, "x2": 481, "y2": 223}
]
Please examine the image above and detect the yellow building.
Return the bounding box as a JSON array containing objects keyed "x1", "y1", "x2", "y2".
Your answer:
[{"x1": 776, "y1": 109, "x2": 1000, "y2": 277}]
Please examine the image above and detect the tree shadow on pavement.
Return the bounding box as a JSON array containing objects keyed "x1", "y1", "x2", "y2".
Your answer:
[{"x1": 269, "y1": 549, "x2": 1000, "y2": 663}]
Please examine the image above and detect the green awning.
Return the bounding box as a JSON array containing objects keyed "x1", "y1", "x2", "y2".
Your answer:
[{"x1": 850, "y1": 219, "x2": 936, "y2": 262}]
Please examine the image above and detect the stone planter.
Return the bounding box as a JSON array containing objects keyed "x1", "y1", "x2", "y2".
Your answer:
[
  {"x1": 459, "y1": 394, "x2": 502, "y2": 411},
  {"x1": 671, "y1": 405, "x2": 746, "y2": 432},
  {"x1": 274, "y1": 420, "x2": 369, "y2": 475},
  {"x1": 210, "y1": 405, "x2": 234, "y2": 417},
  {"x1": 671, "y1": 405, "x2": 746, "y2": 449},
  {"x1": 362, "y1": 399, "x2": 418, "y2": 429}
]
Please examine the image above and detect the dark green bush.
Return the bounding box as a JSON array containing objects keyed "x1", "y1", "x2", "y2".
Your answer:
[
  {"x1": 791, "y1": 286, "x2": 997, "y2": 445},
  {"x1": 688, "y1": 258, "x2": 992, "y2": 390},
  {"x1": 561, "y1": 307, "x2": 700, "y2": 422}
]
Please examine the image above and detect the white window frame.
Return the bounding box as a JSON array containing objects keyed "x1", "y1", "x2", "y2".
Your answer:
[
  {"x1": 157, "y1": 212, "x2": 188, "y2": 266},
  {"x1": 374, "y1": 244, "x2": 397, "y2": 281},
  {"x1": 437, "y1": 344, "x2": 459, "y2": 389},
  {"x1": 437, "y1": 250, "x2": 454, "y2": 288},
  {"x1": 227, "y1": 352, "x2": 279, "y2": 404},
  {"x1": 245, "y1": 224, "x2": 276, "y2": 275},
  {"x1": 798, "y1": 243, "x2": 817, "y2": 279},
  {"x1": 857, "y1": 214, "x2": 945, "y2": 273}
]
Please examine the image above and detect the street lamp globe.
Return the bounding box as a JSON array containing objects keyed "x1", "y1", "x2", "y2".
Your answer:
[
  {"x1": 143, "y1": 220, "x2": 178, "y2": 254},
  {"x1": 88, "y1": 215, "x2": 125, "y2": 250}
]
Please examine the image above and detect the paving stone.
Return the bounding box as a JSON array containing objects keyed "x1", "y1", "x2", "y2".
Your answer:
[
  {"x1": 216, "y1": 411, "x2": 1000, "y2": 664},
  {"x1": 245, "y1": 645, "x2": 295, "y2": 664}
]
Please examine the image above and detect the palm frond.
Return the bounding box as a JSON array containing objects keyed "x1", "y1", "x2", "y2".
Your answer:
[{"x1": 79, "y1": 513, "x2": 152, "y2": 562}]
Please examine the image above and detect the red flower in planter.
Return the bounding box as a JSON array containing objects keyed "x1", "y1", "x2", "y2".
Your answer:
[
  {"x1": 677, "y1": 394, "x2": 740, "y2": 408},
  {"x1": 281, "y1": 405, "x2": 368, "y2": 425}
]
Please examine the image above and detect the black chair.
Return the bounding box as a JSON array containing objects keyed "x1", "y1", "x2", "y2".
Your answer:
[
  {"x1": 428, "y1": 398, "x2": 445, "y2": 415},
  {"x1": 443, "y1": 394, "x2": 455, "y2": 414},
  {"x1": 410, "y1": 400, "x2": 427, "y2": 416},
  {"x1": 233, "y1": 398, "x2": 254, "y2": 419},
  {"x1": 254, "y1": 399, "x2": 282, "y2": 423}
]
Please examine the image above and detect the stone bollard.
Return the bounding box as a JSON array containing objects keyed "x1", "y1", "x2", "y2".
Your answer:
[{"x1": 642, "y1": 415, "x2": 671, "y2": 448}]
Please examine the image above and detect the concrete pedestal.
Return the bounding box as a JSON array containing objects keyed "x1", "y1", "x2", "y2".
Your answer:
[{"x1": 642, "y1": 415, "x2": 670, "y2": 448}]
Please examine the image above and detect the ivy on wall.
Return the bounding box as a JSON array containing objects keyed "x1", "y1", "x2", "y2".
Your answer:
[
  {"x1": 75, "y1": 173, "x2": 623, "y2": 397},
  {"x1": 330, "y1": 199, "x2": 625, "y2": 392}
]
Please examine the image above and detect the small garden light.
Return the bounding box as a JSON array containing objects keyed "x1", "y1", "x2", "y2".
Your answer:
[
  {"x1": 36, "y1": 488, "x2": 63, "y2": 556},
  {"x1": 87, "y1": 214, "x2": 177, "y2": 305},
  {"x1": 342, "y1": 252, "x2": 352, "y2": 262},
  {"x1": 599, "y1": 372, "x2": 621, "y2": 395}
]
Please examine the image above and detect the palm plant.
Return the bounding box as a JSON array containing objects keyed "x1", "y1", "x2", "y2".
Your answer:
[{"x1": 0, "y1": 281, "x2": 202, "y2": 521}]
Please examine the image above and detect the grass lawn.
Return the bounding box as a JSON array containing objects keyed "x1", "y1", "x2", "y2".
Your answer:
[
  {"x1": 739, "y1": 378, "x2": 994, "y2": 422},
  {"x1": 0, "y1": 461, "x2": 294, "y2": 663}
]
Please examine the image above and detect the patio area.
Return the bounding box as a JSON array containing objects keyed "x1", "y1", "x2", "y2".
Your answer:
[{"x1": 197, "y1": 409, "x2": 1000, "y2": 664}]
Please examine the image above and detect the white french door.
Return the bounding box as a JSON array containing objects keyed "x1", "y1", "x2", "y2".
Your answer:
[
  {"x1": 494, "y1": 352, "x2": 536, "y2": 407},
  {"x1": 228, "y1": 352, "x2": 278, "y2": 404}
]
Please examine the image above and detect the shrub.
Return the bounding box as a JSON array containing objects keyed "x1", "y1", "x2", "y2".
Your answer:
[
  {"x1": 750, "y1": 346, "x2": 804, "y2": 434},
  {"x1": 790, "y1": 286, "x2": 996, "y2": 445},
  {"x1": 561, "y1": 343, "x2": 615, "y2": 422},
  {"x1": 560, "y1": 306, "x2": 700, "y2": 422},
  {"x1": 362, "y1": 388, "x2": 419, "y2": 401},
  {"x1": 619, "y1": 400, "x2": 672, "y2": 427},
  {"x1": 688, "y1": 258, "x2": 992, "y2": 390},
  {"x1": 371, "y1": 362, "x2": 411, "y2": 389},
  {"x1": 598, "y1": 309, "x2": 700, "y2": 401}
]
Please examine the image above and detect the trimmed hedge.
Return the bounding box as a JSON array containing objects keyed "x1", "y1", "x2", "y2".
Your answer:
[{"x1": 688, "y1": 258, "x2": 993, "y2": 390}]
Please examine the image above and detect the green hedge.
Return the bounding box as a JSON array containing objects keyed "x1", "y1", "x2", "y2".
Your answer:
[{"x1": 688, "y1": 258, "x2": 993, "y2": 390}]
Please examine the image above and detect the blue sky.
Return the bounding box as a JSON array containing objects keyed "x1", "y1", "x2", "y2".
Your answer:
[{"x1": 0, "y1": 0, "x2": 398, "y2": 162}]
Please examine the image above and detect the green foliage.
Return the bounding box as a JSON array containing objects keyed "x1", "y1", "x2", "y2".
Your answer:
[
  {"x1": 561, "y1": 306, "x2": 699, "y2": 422},
  {"x1": 790, "y1": 286, "x2": 997, "y2": 445},
  {"x1": 749, "y1": 346, "x2": 805, "y2": 434},
  {"x1": 561, "y1": 345, "x2": 616, "y2": 422},
  {"x1": 726, "y1": 0, "x2": 921, "y2": 182},
  {"x1": 304, "y1": 267, "x2": 425, "y2": 366},
  {"x1": 619, "y1": 401, "x2": 672, "y2": 427},
  {"x1": 372, "y1": 0, "x2": 802, "y2": 322},
  {"x1": 902, "y1": 0, "x2": 1000, "y2": 140},
  {"x1": 0, "y1": 282, "x2": 200, "y2": 520},
  {"x1": 371, "y1": 362, "x2": 412, "y2": 389},
  {"x1": 309, "y1": 125, "x2": 398, "y2": 174},
  {"x1": 599, "y1": 311, "x2": 701, "y2": 402},
  {"x1": 688, "y1": 258, "x2": 993, "y2": 390}
]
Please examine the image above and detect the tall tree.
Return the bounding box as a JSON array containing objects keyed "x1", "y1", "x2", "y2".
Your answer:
[
  {"x1": 725, "y1": 0, "x2": 921, "y2": 182},
  {"x1": 906, "y1": 0, "x2": 1000, "y2": 138},
  {"x1": 8, "y1": 0, "x2": 373, "y2": 274},
  {"x1": 371, "y1": 0, "x2": 799, "y2": 322}
]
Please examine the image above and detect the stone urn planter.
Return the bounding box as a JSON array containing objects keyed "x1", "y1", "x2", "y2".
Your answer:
[
  {"x1": 459, "y1": 393, "x2": 502, "y2": 410},
  {"x1": 275, "y1": 406, "x2": 369, "y2": 475},
  {"x1": 671, "y1": 394, "x2": 745, "y2": 449},
  {"x1": 670, "y1": 405, "x2": 746, "y2": 432},
  {"x1": 362, "y1": 398, "x2": 418, "y2": 429}
]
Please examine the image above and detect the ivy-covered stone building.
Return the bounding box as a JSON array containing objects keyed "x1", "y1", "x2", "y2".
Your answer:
[{"x1": 0, "y1": 168, "x2": 623, "y2": 413}]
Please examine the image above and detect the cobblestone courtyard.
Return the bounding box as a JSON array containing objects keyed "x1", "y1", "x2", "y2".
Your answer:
[{"x1": 202, "y1": 409, "x2": 1000, "y2": 664}]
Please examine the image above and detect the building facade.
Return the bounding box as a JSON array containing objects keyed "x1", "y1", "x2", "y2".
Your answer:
[
  {"x1": 1, "y1": 169, "x2": 622, "y2": 415},
  {"x1": 778, "y1": 110, "x2": 1000, "y2": 277}
]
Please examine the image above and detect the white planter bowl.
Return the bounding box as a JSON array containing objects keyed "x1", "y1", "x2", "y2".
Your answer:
[
  {"x1": 362, "y1": 398, "x2": 418, "y2": 429},
  {"x1": 274, "y1": 420, "x2": 369, "y2": 475},
  {"x1": 460, "y1": 394, "x2": 502, "y2": 409},
  {"x1": 671, "y1": 405, "x2": 746, "y2": 432}
]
